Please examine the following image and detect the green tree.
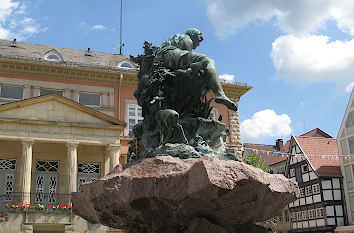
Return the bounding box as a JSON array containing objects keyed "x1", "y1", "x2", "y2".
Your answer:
[{"x1": 243, "y1": 153, "x2": 270, "y2": 172}]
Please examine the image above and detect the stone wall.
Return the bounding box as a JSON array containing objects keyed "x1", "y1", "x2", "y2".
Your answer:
[{"x1": 228, "y1": 104, "x2": 242, "y2": 160}]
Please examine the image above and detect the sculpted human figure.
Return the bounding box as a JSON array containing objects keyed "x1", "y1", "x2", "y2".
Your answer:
[{"x1": 157, "y1": 28, "x2": 237, "y2": 111}]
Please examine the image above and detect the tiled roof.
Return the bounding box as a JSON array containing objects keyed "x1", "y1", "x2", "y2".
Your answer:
[
  {"x1": 243, "y1": 143, "x2": 280, "y2": 166},
  {"x1": 300, "y1": 128, "x2": 332, "y2": 138},
  {"x1": 295, "y1": 136, "x2": 340, "y2": 177},
  {"x1": 268, "y1": 140, "x2": 291, "y2": 166},
  {"x1": 0, "y1": 39, "x2": 138, "y2": 73}
]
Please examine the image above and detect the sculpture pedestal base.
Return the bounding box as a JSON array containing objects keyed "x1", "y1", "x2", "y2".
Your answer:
[{"x1": 71, "y1": 156, "x2": 299, "y2": 233}]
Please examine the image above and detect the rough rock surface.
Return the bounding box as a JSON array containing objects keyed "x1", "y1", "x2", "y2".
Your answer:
[{"x1": 72, "y1": 156, "x2": 299, "y2": 233}]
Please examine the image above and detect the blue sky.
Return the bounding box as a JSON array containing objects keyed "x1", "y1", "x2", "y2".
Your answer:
[{"x1": 1, "y1": 0, "x2": 353, "y2": 145}]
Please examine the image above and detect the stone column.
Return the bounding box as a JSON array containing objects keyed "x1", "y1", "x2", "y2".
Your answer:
[
  {"x1": 101, "y1": 92, "x2": 108, "y2": 107},
  {"x1": 228, "y1": 103, "x2": 242, "y2": 160},
  {"x1": 23, "y1": 85, "x2": 31, "y2": 99},
  {"x1": 67, "y1": 142, "x2": 79, "y2": 194},
  {"x1": 107, "y1": 144, "x2": 120, "y2": 172},
  {"x1": 104, "y1": 149, "x2": 110, "y2": 175},
  {"x1": 20, "y1": 139, "x2": 34, "y2": 205},
  {"x1": 63, "y1": 90, "x2": 71, "y2": 99},
  {"x1": 109, "y1": 93, "x2": 115, "y2": 108},
  {"x1": 73, "y1": 90, "x2": 79, "y2": 102},
  {"x1": 33, "y1": 86, "x2": 40, "y2": 97}
]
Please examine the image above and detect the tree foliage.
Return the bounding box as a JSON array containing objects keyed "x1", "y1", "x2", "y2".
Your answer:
[{"x1": 243, "y1": 153, "x2": 270, "y2": 172}]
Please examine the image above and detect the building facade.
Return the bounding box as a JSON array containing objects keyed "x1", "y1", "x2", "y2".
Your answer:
[
  {"x1": 336, "y1": 87, "x2": 354, "y2": 233},
  {"x1": 286, "y1": 129, "x2": 345, "y2": 232},
  {"x1": 0, "y1": 39, "x2": 251, "y2": 232}
]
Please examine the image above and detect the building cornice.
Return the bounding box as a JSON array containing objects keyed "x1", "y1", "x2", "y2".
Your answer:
[
  {"x1": 0, "y1": 58, "x2": 252, "y2": 100},
  {"x1": 0, "y1": 58, "x2": 137, "y2": 86}
]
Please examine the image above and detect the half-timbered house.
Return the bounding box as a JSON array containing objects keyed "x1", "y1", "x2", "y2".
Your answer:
[{"x1": 286, "y1": 129, "x2": 345, "y2": 232}]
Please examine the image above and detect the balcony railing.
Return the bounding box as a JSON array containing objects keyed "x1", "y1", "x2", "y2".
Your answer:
[{"x1": 0, "y1": 192, "x2": 71, "y2": 213}]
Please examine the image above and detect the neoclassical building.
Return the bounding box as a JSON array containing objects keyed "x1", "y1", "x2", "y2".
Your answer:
[{"x1": 0, "y1": 39, "x2": 251, "y2": 232}]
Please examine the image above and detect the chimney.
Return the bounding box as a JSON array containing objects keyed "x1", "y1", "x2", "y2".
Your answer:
[
  {"x1": 85, "y1": 47, "x2": 92, "y2": 56},
  {"x1": 275, "y1": 139, "x2": 283, "y2": 150},
  {"x1": 10, "y1": 38, "x2": 16, "y2": 47}
]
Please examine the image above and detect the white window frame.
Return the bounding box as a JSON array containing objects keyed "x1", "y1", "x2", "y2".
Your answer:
[
  {"x1": 125, "y1": 102, "x2": 143, "y2": 136},
  {"x1": 42, "y1": 49, "x2": 63, "y2": 62},
  {"x1": 312, "y1": 183, "x2": 320, "y2": 194},
  {"x1": 300, "y1": 187, "x2": 305, "y2": 197},
  {"x1": 316, "y1": 207, "x2": 324, "y2": 218},
  {"x1": 40, "y1": 88, "x2": 64, "y2": 96},
  {"x1": 305, "y1": 186, "x2": 312, "y2": 196},
  {"x1": 301, "y1": 164, "x2": 309, "y2": 173},
  {"x1": 297, "y1": 211, "x2": 302, "y2": 221},
  {"x1": 302, "y1": 210, "x2": 308, "y2": 220},
  {"x1": 78, "y1": 92, "x2": 101, "y2": 107},
  {"x1": 309, "y1": 209, "x2": 316, "y2": 219},
  {"x1": 117, "y1": 60, "x2": 135, "y2": 69},
  {"x1": 0, "y1": 85, "x2": 24, "y2": 100}
]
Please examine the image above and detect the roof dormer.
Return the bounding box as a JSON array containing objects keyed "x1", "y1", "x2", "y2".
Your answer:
[
  {"x1": 117, "y1": 60, "x2": 135, "y2": 69},
  {"x1": 41, "y1": 49, "x2": 63, "y2": 62}
]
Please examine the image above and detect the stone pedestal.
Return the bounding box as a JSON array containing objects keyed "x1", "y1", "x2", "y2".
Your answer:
[{"x1": 72, "y1": 156, "x2": 299, "y2": 233}]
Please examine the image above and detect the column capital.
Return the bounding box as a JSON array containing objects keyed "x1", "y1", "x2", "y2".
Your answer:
[
  {"x1": 21, "y1": 139, "x2": 35, "y2": 146},
  {"x1": 66, "y1": 142, "x2": 79, "y2": 149},
  {"x1": 106, "y1": 144, "x2": 120, "y2": 150}
]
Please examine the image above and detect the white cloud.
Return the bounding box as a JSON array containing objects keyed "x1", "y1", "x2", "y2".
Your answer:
[
  {"x1": 0, "y1": 0, "x2": 44, "y2": 40},
  {"x1": 206, "y1": 0, "x2": 354, "y2": 38},
  {"x1": 240, "y1": 109, "x2": 292, "y2": 143},
  {"x1": 206, "y1": 0, "x2": 354, "y2": 93},
  {"x1": 219, "y1": 74, "x2": 234, "y2": 83},
  {"x1": 345, "y1": 82, "x2": 354, "y2": 93},
  {"x1": 270, "y1": 35, "x2": 354, "y2": 92},
  {"x1": 90, "y1": 24, "x2": 107, "y2": 31}
]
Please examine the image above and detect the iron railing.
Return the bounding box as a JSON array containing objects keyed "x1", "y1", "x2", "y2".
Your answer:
[{"x1": 0, "y1": 192, "x2": 71, "y2": 213}]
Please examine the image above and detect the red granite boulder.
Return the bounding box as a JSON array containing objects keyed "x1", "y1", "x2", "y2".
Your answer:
[{"x1": 71, "y1": 156, "x2": 299, "y2": 233}]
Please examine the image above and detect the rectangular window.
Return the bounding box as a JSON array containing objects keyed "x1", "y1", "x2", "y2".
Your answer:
[
  {"x1": 300, "y1": 187, "x2": 305, "y2": 197},
  {"x1": 0, "y1": 85, "x2": 23, "y2": 100},
  {"x1": 349, "y1": 137, "x2": 354, "y2": 154},
  {"x1": 40, "y1": 88, "x2": 63, "y2": 96},
  {"x1": 301, "y1": 164, "x2": 308, "y2": 173},
  {"x1": 316, "y1": 208, "x2": 324, "y2": 218},
  {"x1": 34, "y1": 160, "x2": 59, "y2": 205},
  {"x1": 312, "y1": 183, "x2": 320, "y2": 194},
  {"x1": 302, "y1": 210, "x2": 308, "y2": 220},
  {"x1": 305, "y1": 186, "x2": 312, "y2": 196},
  {"x1": 297, "y1": 211, "x2": 302, "y2": 221},
  {"x1": 345, "y1": 165, "x2": 353, "y2": 190},
  {"x1": 290, "y1": 168, "x2": 295, "y2": 177},
  {"x1": 79, "y1": 93, "x2": 101, "y2": 107},
  {"x1": 308, "y1": 209, "x2": 316, "y2": 219},
  {"x1": 285, "y1": 209, "x2": 289, "y2": 222},
  {"x1": 77, "y1": 162, "x2": 100, "y2": 191},
  {"x1": 291, "y1": 212, "x2": 297, "y2": 222},
  {"x1": 127, "y1": 104, "x2": 143, "y2": 136},
  {"x1": 279, "y1": 212, "x2": 283, "y2": 223}
]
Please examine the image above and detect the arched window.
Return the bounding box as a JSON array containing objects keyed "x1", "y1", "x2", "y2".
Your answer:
[
  {"x1": 41, "y1": 49, "x2": 63, "y2": 62},
  {"x1": 117, "y1": 61, "x2": 134, "y2": 69},
  {"x1": 45, "y1": 54, "x2": 60, "y2": 61}
]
